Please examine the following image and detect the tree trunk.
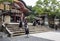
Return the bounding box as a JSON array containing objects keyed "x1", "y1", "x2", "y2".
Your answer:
[{"x1": 48, "y1": 15, "x2": 55, "y2": 28}]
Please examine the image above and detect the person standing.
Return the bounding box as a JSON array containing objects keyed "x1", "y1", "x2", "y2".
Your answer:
[
  {"x1": 19, "y1": 20, "x2": 22, "y2": 28},
  {"x1": 24, "y1": 17, "x2": 29, "y2": 38},
  {"x1": 33, "y1": 19, "x2": 36, "y2": 26}
]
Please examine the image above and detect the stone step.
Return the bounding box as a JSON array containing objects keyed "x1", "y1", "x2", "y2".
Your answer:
[
  {"x1": 6, "y1": 26, "x2": 25, "y2": 37},
  {"x1": 11, "y1": 29, "x2": 24, "y2": 32},
  {"x1": 13, "y1": 31, "x2": 25, "y2": 33},
  {"x1": 12, "y1": 30, "x2": 34, "y2": 36},
  {"x1": 13, "y1": 33, "x2": 25, "y2": 36}
]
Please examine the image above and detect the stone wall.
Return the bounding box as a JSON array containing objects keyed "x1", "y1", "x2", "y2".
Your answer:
[{"x1": 4, "y1": 15, "x2": 10, "y2": 24}]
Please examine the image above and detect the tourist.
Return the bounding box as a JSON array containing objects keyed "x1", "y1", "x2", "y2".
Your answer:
[
  {"x1": 19, "y1": 20, "x2": 22, "y2": 27},
  {"x1": 37, "y1": 20, "x2": 40, "y2": 25},
  {"x1": 24, "y1": 17, "x2": 29, "y2": 38},
  {"x1": 33, "y1": 20, "x2": 36, "y2": 26}
]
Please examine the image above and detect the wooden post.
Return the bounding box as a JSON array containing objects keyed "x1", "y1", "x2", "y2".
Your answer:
[
  {"x1": 13, "y1": 13, "x2": 16, "y2": 22},
  {"x1": 21, "y1": 13, "x2": 24, "y2": 22},
  {"x1": 2, "y1": 15, "x2": 4, "y2": 23}
]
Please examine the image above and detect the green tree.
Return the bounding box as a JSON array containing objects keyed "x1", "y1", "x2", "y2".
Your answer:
[
  {"x1": 33, "y1": 0, "x2": 59, "y2": 16},
  {"x1": 33, "y1": 0, "x2": 60, "y2": 28},
  {"x1": 56, "y1": 1, "x2": 60, "y2": 18}
]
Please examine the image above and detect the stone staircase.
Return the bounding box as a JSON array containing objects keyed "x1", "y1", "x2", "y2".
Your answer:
[
  {"x1": 6, "y1": 24, "x2": 25, "y2": 37},
  {"x1": 7, "y1": 24, "x2": 34, "y2": 37}
]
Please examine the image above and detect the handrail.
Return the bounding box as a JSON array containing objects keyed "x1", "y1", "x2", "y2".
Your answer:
[{"x1": 2, "y1": 24, "x2": 13, "y2": 34}]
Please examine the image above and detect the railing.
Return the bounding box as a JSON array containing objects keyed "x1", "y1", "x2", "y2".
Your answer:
[{"x1": 2, "y1": 23, "x2": 13, "y2": 37}]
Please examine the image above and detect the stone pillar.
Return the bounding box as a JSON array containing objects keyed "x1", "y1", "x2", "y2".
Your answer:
[{"x1": 4, "y1": 15, "x2": 10, "y2": 24}]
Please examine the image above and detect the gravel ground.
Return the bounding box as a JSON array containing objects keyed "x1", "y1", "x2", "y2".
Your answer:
[{"x1": 28, "y1": 25, "x2": 54, "y2": 34}]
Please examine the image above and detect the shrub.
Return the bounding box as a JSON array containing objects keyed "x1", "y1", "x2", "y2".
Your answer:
[{"x1": 27, "y1": 15, "x2": 35, "y2": 23}]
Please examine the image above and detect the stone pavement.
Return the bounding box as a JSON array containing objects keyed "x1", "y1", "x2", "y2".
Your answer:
[
  {"x1": 30, "y1": 31, "x2": 60, "y2": 41},
  {"x1": 0, "y1": 38, "x2": 10, "y2": 41},
  {"x1": 10, "y1": 36, "x2": 53, "y2": 41},
  {"x1": 0, "y1": 35, "x2": 53, "y2": 41},
  {"x1": 0, "y1": 31, "x2": 60, "y2": 41}
]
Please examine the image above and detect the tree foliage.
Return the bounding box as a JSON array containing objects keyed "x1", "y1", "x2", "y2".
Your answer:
[
  {"x1": 0, "y1": 0, "x2": 13, "y2": 3},
  {"x1": 33, "y1": 0, "x2": 60, "y2": 16}
]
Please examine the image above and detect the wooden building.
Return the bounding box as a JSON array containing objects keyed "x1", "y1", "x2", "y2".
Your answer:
[
  {"x1": 0, "y1": 0, "x2": 30, "y2": 37},
  {"x1": 0, "y1": 0, "x2": 29, "y2": 24}
]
